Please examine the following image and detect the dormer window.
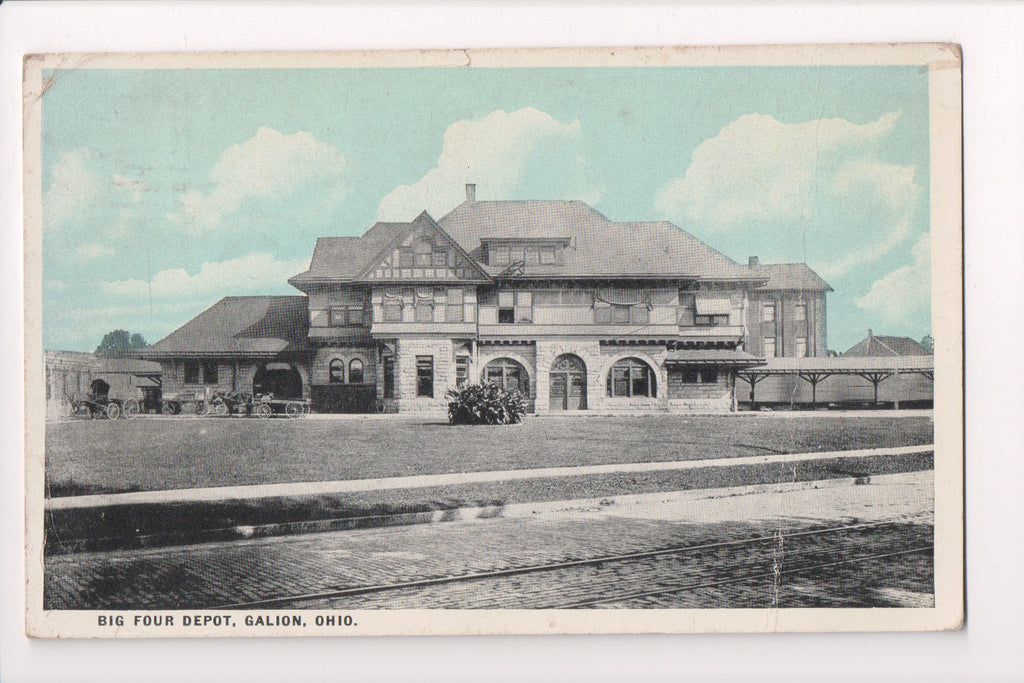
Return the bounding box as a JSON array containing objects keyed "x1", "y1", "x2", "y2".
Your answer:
[
  {"x1": 491, "y1": 246, "x2": 510, "y2": 266},
  {"x1": 540, "y1": 247, "x2": 556, "y2": 264}
]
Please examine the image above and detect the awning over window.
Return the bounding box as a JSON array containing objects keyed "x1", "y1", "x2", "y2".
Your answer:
[
  {"x1": 694, "y1": 296, "x2": 733, "y2": 316},
  {"x1": 666, "y1": 349, "x2": 764, "y2": 365}
]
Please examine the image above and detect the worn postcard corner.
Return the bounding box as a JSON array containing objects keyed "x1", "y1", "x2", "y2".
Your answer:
[{"x1": 24, "y1": 44, "x2": 962, "y2": 639}]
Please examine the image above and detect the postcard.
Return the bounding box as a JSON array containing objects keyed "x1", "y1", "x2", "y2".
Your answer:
[{"x1": 24, "y1": 44, "x2": 963, "y2": 637}]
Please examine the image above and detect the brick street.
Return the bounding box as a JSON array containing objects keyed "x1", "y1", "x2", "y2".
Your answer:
[{"x1": 44, "y1": 471, "x2": 933, "y2": 610}]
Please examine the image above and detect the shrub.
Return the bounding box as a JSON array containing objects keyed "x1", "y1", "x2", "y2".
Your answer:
[{"x1": 446, "y1": 382, "x2": 526, "y2": 425}]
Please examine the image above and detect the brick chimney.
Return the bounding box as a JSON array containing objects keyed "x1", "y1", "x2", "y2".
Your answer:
[
  {"x1": 465, "y1": 183, "x2": 477, "y2": 202},
  {"x1": 748, "y1": 256, "x2": 759, "y2": 268},
  {"x1": 868, "y1": 328, "x2": 873, "y2": 338}
]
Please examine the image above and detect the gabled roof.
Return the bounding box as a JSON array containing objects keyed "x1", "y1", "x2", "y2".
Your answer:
[
  {"x1": 748, "y1": 263, "x2": 833, "y2": 292},
  {"x1": 144, "y1": 296, "x2": 310, "y2": 358},
  {"x1": 438, "y1": 199, "x2": 762, "y2": 281},
  {"x1": 288, "y1": 222, "x2": 408, "y2": 286},
  {"x1": 351, "y1": 211, "x2": 491, "y2": 282},
  {"x1": 843, "y1": 335, "x2": 932, "y2": 357}
]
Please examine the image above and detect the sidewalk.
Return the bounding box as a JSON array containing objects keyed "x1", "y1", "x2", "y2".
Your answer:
[{"x1": 46, "y1": 444, "x2": 934, "y2": 511}]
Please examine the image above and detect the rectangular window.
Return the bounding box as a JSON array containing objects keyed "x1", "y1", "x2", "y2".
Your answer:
[
  {"x1": 498, "y1": 290, "x2": 515, "y2": 323},
  {"x1": 346, "y1": 306, "x2": 363, "y2": 326},
  {"x1": 329, "y1": 306, "x2": 347, "y2": 327},
  {"x1": 695, "y1": 314, "x2": 729, "y2": 327},
  {"x1": 764, "y1": 337, "x2": 776, "y2": 358},
  {"x1": 184, "y1": 361, "x2": 200, "y2": 384},
  {"x1": 414, "y1": 252, "x2": 432, "y2": 267},
  {"x1": 415, "y1": 302, "x2": 433, "y2": 323},
  {"x1": 540, "y1": 247, "x2": 556, "y2": 264},
  {"x1": 515, "y1": 291, "x2": 533, "y2": 323},
  {"x1": 679, "y1": 368, "x2": 700, "y2": 384},
  {"x1": 510, "y1": 247, "x2": 525, "y2": 264},
  {"x1": 416, "y1": 356, "x2": 433, "y2": 397},
  {"x1": 491, "y1": 246, "x2": 510, "y2": 266},
  {"x1": 456, "y1": 356, "x2": 470, "y2": 388},
  {"x1": 701, "y1": 368, "x2": 719, "y2": 384},
  {"x1": 795, "y1": 337, "x2": 808, "y2": 358},
  {"x1": 202, "y1": 361, "x2": 218, "y2": 385},
  {"x1": 629, "y1": 305, "x2": 650, "y2": 325},
  {"x1": 432, "y1": 249, "x2": 447, "y2": 267},
  {"x1": 763, "y1": 303, "x2": 776, "y2": 322},
  {"x1": 594, "y1": 304, "x2": 611, "y2": 324},
  {"x1": 525, "y1": 248, "x2": 539, "y2": 265},
  {"x1": 383, "y1": 302, "x2": 402, "y2": 322},
  {"x1": 794, "y1": 303, "x2": 807, "y2": 322},
  {"x1": 399, "y1": 249, "x2": 413, "y2": 268},
  {"x1": 383, "y1": 356, "x2": 395, "y2": 398},
  {"x1": 611, "y1": 304, "x2": 630, "y2": 324},
  {"x1": 446, "y1": 287, "x2": 464, "y2": 322}
]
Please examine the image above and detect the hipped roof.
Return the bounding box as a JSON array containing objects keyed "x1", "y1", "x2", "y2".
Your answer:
[
  {"x1": 287, "y1": 197, "x2": 832, "y2": 289},
  {"x1": 144, "y1": 296, "x2": 310, "y2": 358}
]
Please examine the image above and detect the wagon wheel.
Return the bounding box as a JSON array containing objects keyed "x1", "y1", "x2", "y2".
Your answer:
[
  {"x1": 161, "y1": 400, "x2": 176, "y2": 416},
  {"x1": 214, "y1": 401, "x2": 230, "y2": 417},
  {"x1": 122, "y1": 399, "x2": 140, "y2": 419},
  {"x1": 285, "y1": 401, "x2": 304, "y2": 418},
  {"x1": 194, "y1": 401, "x2": 208, "y2": 417},
  {"x1": 105, "y1": 402, "x2": 121, "y2": 420},
  {"x1": 255, "y1": 403, "x2": 272, "y2": 419}
]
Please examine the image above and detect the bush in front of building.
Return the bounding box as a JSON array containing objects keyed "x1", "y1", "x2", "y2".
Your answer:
[{"x1": 446, "y1": 382, "x2": 526, "y2": 425}]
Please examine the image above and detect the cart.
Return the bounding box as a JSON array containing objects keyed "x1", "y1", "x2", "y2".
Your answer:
[
  {"x1": 256, "y1": 394, "x2": 311, "y2": 419},
  {"x1": 69, "y1": 391, "x2": 140, "y2": 420},
  {"x1": 160, "y1": 389, "x2": 209, "y2": 416}
]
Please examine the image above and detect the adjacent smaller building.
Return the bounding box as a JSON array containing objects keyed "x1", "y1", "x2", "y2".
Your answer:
[{"x1": 44, "y1": 351, "x2": 162, "y2": 420}]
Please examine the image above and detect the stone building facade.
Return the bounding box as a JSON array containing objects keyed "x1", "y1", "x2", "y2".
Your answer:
[{"x1": 146, "y1": 187, "x2": 831, "y2": 414}]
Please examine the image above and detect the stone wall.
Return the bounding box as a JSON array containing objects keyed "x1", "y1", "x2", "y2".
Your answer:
[
  {"x1": 311, "y1": 347, "x2": 377, "y2": 386},
  {"x1": 394, "y1": 338, "x2": 453, "y2": 413},
  {"x1": 666, "y1": 366, "x2": 734, "y2": 412}
]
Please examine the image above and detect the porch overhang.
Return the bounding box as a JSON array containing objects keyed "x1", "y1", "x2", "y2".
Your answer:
[{"x1": 665, "y1": 349, "x2": 765, "y2": 366}]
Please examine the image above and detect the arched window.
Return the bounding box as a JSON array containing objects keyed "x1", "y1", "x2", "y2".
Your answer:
[
  {"x1": 349, "y1": 358, "x2": 364, "y2": 384},
  {"x1": 329, "y1": 358, "x2": 344, "y2": 384},
  {"x1": 483, "y1": 358, "x2": 529, "y2": 395},
  {"x1": 608, "y1": 358, "x2": 657, "y2": 398}
]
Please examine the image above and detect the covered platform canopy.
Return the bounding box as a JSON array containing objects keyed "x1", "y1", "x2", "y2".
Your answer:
[{"x1": 736, "y1": 356, "x2": 935, "y2": 406}]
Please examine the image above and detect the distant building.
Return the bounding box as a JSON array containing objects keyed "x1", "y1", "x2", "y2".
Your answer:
[
  {"x1": 145, "y1": 186, "x2": 832, "y2": 414},
  {"x1": 45, "y1": 351, "x2": 162, "y2": 419},
  {"x1": 843, "y1": 330, "x2": 932, "y2": 357}
]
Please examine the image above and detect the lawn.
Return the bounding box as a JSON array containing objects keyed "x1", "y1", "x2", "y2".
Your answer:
[{"x1": 45, "y1": 414, "x2": 934, "y2": 496}]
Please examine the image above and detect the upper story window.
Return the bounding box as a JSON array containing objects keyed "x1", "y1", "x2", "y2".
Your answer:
[
  {"x1": 795, "y1": 338, "x2": 808, "y2": 358},
  {"x1": 763, "y1": 303, "x2": 776, "y2": 322},
  {"x1": 695, "y1": 314, "x2": 729, "y2": 327},
  {"x1": 497, "y1": 290, "x2": 532, "y2": 324},
  {"x1": 446, "y1": 288, "x2": 464, "y2": 322},
  {"x1": 329, "y1": 306, "x2": 364, "y2": 327},
  {"x1": 399, "y1": 248, "x2": 414, "y2": 268},
  {"x1": 540, "y1": 247, "x2": 556, "y2": 264},
  {"x1": 764, "y1": 337, "x2": 777, "y2": 358},
  {"x1": 794, "y1": 303, "x2": 807, "y2": 322}
]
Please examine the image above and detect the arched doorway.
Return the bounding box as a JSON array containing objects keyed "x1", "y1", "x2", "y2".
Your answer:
[
  {"x1": 483, "y1": 357, "x2": 530, "y2": 395},
  {"x1": 253, "y1": 362, "x2": 303, "y2": 399},
  {"x1": 549, "y1": 354, "x2": 587, "y2": 411}
]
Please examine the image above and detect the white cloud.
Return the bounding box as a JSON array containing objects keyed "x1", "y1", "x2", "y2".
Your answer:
[
  {"x1": 168, "y1": 128, "x2": 346, "y2": 232},
  {"x1": 656, "y1": 112, "x2": 902, "y2": 226},
  {"x1": 43, "y1": 148, "x2": 98, "y2": 229},
  {"x1": 75, "y1": 243, "x2": 116, "y2": 260},
  {"x1": 854, "y1": 232, "x2": 931, "y2": 323},
  {"x1": 103, "y1": 253, "x2": 309, "y2": 300},
  {"x1": 377, "y1": 108, "x2": 583, "y2": 220},
  {"x1": 654, "y1": 111, "x2": 919, "y2": 275}
]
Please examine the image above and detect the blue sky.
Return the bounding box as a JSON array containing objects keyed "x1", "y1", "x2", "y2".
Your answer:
[{"x1": 40, "y1": 65, "x2": 931, "y2": 352}]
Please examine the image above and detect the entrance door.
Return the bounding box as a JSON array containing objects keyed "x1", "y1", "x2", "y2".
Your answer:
[{"x1": 548, "y1": 354, "x2": 587, "y2": 411}]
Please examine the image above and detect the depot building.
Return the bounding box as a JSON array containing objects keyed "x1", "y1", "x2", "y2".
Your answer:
[{"x1": 144, "y1": 185, "x2": 831, "y2": 414}]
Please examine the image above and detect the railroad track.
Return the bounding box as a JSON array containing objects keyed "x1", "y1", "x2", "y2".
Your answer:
[{"x1": 219, "y1": 517, "x2": 933, "y2": 610}]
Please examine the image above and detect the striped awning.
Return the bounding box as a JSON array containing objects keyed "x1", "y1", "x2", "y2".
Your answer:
[
  {"x1": 694, "y1": 296, "x2": 732, "y2": 315},
  {"x1": 666, "y1": 349, "x2": 764, "y2": 365}
]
